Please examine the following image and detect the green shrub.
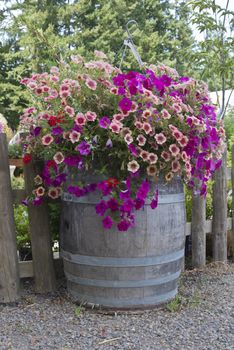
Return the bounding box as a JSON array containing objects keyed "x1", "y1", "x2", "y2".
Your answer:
[
  {"x1": 14, "y1": 205, "x2": 30, "y2": 251},
  {"x1": 185, "y1": 180, "x2": 213, "y2": 222},
  {"x1": 8, "y1": 143, "x2": 23, "y2": 159}
]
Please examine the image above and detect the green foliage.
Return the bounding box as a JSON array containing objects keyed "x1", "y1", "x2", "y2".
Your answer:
[
  {"x1": 11, "y1": 176, "x2": 30, "y2": 251},
  {"x1": 185, "y1": 180, "x2": 214, "y2": 222},
  {"x1": 224, "y1": 108, "x2": 234, "y2": 167},
  {"x1": 188, "y1": 0, "x2": 234, "y2": 108},
  {"x1": 48, "y1": 202, "x2": 61, "y2": 242},
  {"x1": 166, "y1": 294, "x2": 183, "y2": 312},
  {"x1": 14, "y1": 204, "x2": 30, "y2": 251},
  {"x1": 74, "y1": 304, "x2": 85, "y2": 317},
  {"x1": 11, "y1": 175, "x2": 24, "y2": 190},
  {"x1": 8, "y1": 143, "x2": 23, "y2": 159}
]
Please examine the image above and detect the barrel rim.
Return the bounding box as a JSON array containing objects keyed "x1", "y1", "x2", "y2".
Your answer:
[{"x1": 62, "y1": 192, "x2": 185, "y2": 205}]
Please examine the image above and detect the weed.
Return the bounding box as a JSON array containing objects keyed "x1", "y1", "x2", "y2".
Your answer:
[
  {"x1": 74, "y1": 304, "x2": 85, "y2": 317},
  {"x1": 166, "y1": 295, "x2": 182, "y2": 312}
]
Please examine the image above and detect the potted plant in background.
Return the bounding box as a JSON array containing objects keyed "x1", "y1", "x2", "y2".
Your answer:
[{"x1": 19, "y1": 51, "x2": 225, "y2": 308}]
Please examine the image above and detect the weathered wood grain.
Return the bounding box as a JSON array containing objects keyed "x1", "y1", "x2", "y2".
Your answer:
[
  {"x1": 212, "y1": 150, "x2": 227, "y2": 262},
  {"x1": 0, "y1": 134, "x2": 20, "y2": 303},
  {"x1": 12, "y1": 189, "x2": 26, "y2": 204},
  {"x1": 24, "y1": 160, "x2": 56, "y2": 293},
  {"x1": 232, "y1": 145, "x2": 234, "y2": 261},
  {"x1": 192, "y1": 194, "x2": 206, "y2": 267}
]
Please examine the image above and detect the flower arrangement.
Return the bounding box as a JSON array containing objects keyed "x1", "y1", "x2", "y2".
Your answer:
[{"x1": 19, "y1": 51, "x2": 225, "y2": 231}]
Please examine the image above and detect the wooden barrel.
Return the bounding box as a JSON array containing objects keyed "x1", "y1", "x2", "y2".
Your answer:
[{"x1": 60, "y1": 176, "x2": 185, "y2": 309}]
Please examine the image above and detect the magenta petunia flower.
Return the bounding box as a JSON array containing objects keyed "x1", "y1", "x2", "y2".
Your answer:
[
  {"x1": 107, "y1": 198, "x2": 119, "y2": 211},
  {"x1": 99, "y1": 116, "x2": 111, "y2": 129},
  {"x1": 118, "y1": 97, "x2": 132, "y2": 112},
  {"x1": 95, "y1": 200, "x2": 107, "y2": 216},
  {"x1": 76, "y1": 141, "x2": 91, "y2": 155},
  {"x1": 52, "y1": 126, "x2": 63, "y2": 136},
  {"x1": 117, "y1": 220, "x2": 130, "y2": 231},
  {"x1": 102, "y1": 216, "x2": 113, "y2": 229}
]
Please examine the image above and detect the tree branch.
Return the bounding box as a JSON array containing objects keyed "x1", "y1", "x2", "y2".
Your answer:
[{"x1": 221, "y1": 88, "x2": 233, "y2": 120}]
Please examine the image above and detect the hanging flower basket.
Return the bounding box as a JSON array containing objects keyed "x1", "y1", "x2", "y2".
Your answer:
[{"x1": 20, "y1": 52, "x2": 225, "y2": 227}]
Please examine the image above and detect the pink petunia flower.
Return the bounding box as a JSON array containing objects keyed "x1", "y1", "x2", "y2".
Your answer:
[
  {"x1": 59, "y1": 90, "x2": 69, "y2": 99},
  {"x1": 148, "y1": 153, "x2": 158, "y2": 164},
  {"x1": 75, "y1": 113, "x2": 86, "y2": 126},
  {"x1": 169, "y1": 124, "x2": 177, "y2": 132},
  {"x1": 171, "y1": 160, "x2": 181, "y2": 172},
  {"x1": 110, "y1": 87, "x2": 118, "y2": 95},
  {"x1": 42, "y1": 86, "x2": 49, "y2": 93},
  {"x1": 165, "y1": 172, "x2": 173, "y2": 181},
  {"x1": 85, "y1": 78, "x2": 97, "y2": 90},
  {"x1": 63, "y1": 131, "x2": 70, "y2": 140},
  {"x1": 113, "y1": 114, "x2": 124, "y2": 122},
  {"x1": 48, "y1": 89, "x2": 58, "y2": 99},
  {"x1": 140, "y1": 150, "x2": 149, "y2": 162},
  {"x1": 110, "y1": 122, "x2": 122, "y2": 134},
  {"x1": 35, "y1": 186, "x2": 45, "y2": 197},
  {"x1": 53, "y1": 152, "x2": 65, "y2": 164},
  {"x1": 143, "y1": 110, "x2": 151, "y2": 119},
  {"x1": 120, "y1": 127, "x2": 131, "y2": 137},
  {"x1": 127, "y1": 160, "x2": 140, "y2": 173},
  {"x1": 131, "y1": 101, "x2": 138, "y2": 112},
  {"x1": 134, "y1": 121, "x2": 143, "y2": 130},
  {"x1": 169, "y1": 144, "x2": 180, "y2": 157},
  {"x1": 155, "y1": 133, "x2": 167, "y2": 145},
  {"x1": 172, "y1": 103, "x2": 182, "y2": 113},
  {"x1": 50, "y1": 76, "x2": 59, "y2": 83},
  {"x1": 143, "y1": 122, "x2": 152, "y2": 134},
  {"x1": 136, "y1": 134, "x2": 146, "y2": 146},
  {"x1": 42, "y1": 134, "x2": 54, "y2": 146},
  {"x1": 181, "y1": 151, "x2": 188, "y2": 162},
  {"x1": 48, "y1": 187, "x2": 60, "y2": 199},
  {"x1": 172, "y1": 130, "x2": 183, "y2": 140},
  {"x1": 147, "y1": 165, "x2": 157, "y2": 176},
  {"x1": 178, "y1": 136, "x2": 188, "y2": 147},
  {"x1": 69, "y1": 130, "x2": 81, "y2": 143},
  {"x1": 64, "y1": 106, "x2": 75, "y2": 117},
  {"x1": 121, "y1": 109, "x2": 130, "y2": 117},
  {"x1": 124, "y1": 133, "x2": 133, "y2": 145},
  {"x1": 161, "y1": 109, "x2": 171, "y2": 119},
  {"x1": 161, "y1": 151, "x2": 171, "y2": 162},
  {"x1": 85, "y1": 111, "x2": 97, "y2": 122},
  {"x1": 34, "y1": 175, "x2": 43, "y2": 185}
]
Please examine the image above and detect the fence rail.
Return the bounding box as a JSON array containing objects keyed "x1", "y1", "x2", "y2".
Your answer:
[{"x1": 0, "y1": 133, "x2": 233, "y2": 302}]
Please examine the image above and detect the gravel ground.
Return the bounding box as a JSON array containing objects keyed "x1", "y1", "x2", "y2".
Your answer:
[{"x1": 0, "y1": 262, "x2": 234, "y2": 350}]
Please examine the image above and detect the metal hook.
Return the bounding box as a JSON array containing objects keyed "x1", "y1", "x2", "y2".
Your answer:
[
  {"x1": 119, "y1": 20, "x2": 144, "y2": 68},
  {"x1": 126, "y1": 20, "x2": 138, "y2": 41}
]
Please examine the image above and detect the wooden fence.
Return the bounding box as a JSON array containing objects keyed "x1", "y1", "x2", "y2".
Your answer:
[{"x1": 0, "y1": 132, "x2": 233, "y2": 303}]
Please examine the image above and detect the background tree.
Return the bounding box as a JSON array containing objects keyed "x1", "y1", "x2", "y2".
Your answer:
[{"x1": 189, "y1": 0, "x2": 234, "y2": 117}]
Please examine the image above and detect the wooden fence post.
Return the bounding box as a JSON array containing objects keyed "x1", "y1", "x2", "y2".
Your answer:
[
  {"x1": 212, "y1": 149, "x2": 227, "y2": 262},
  {"x1": 232, "y1": 144, "x2": 234, "y2": 262},
  {"x1": 24, "y1": 161, "x2": 56, "y2": 293},
  {"x1": 191, "y1": 194, "x2": 206, "y2": 267},
  {"x1": 0, "y1": 134, "x2": 20, "y2": 303}
]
